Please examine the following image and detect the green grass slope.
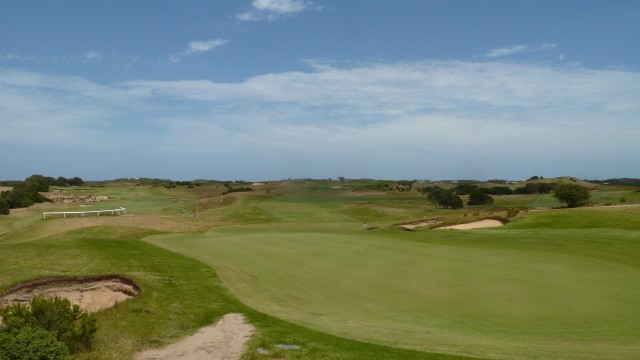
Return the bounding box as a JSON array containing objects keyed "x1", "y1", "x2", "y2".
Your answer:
[
  {"x1": 0, "y1": 191, "x2": 474, "y2": 359},
  {"x1": 147, "y1": 222, "x2": 640, "y2": 360}
]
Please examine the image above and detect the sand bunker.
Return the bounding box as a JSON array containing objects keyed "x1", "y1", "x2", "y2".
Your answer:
[
  {"x1": 400, "y1": 219, "x2": 445, "y2": 230},
  {"x1": 45, "y1": 193, "x2": 109, "y2": 203},
  {"x1": 134, "y1": 313, "x2": 255, "y2": 360},
  {"x1": 437, "y1": 219, "x2": 504, "y2": 230},
  {"x1": 0, "y1": 275, "x2": 140, "y2": 313}
]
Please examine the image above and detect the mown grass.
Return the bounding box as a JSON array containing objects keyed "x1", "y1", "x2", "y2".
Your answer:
[
  {"x1": 0, "y1": 211, "x2": 473, "y2": 359},
  {"x1": 147, "y1": 222, "x2": 640, "y2": 360},
  {"x1": 2, "y1": 181, "x2": 639, "y2": 359}
]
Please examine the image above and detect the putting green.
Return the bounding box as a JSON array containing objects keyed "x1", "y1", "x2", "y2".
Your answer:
[{"x1": 148, "y1": 230, "x2": 640, "y2": 359}]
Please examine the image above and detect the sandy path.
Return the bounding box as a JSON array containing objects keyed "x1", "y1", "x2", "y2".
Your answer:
[
  {"x1": 437, "y1": 219, "x2": 504, "y2": 230},
  {"x1": 134, "y1": 313, "x2": 255, "y2": 360}
]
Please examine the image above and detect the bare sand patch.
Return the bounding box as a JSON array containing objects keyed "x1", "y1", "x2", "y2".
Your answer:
[
  {"x1": 134, "y1": 313, "x2": 255, "y2": 360},
  {"x1": 437, "y1": 219, "x2": 504, "y2": 230},
  {"x1": 0, "y1": 275, "x2": 140, "y2": 313},
  {"x1": 44, "y1": 193, "x2": 109, "y2": 203},
  {"x1": 400, "y1": 219, "x2": 445, "y2": 230}
]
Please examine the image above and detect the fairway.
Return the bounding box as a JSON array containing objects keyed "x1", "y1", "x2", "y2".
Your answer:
[{"x1": 147, "y1": 226, "x2": 640, "y2": 360}]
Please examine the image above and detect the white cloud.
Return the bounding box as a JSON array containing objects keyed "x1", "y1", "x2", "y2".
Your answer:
[
  {"x1": 187, "y1": 39, "x2": 229, "y2": 53},
  {"x1": 486, "y1": 45, "x2": 529, "y2": 58},
  {"x1": 237, "y1": 0, "x2": 316, "y2": 21},
  {"x1": 169, "y1": 38, "x2": 229, "y2": 63},
  {"x1": 253, "y1": 0, "x2": 311, "y2": 13},
  {"x1": 1, "y1": 61, "x2": 639, "y2": 180},
  {"x1": 486, "y1": 43, "x2": 558, "y2": 58},
  {"x1": 84, "y1": 51, "x2": 103, "y2": 62},
  {"x1": 0, "y1": 53, "x2": 36, "y2": 61}
]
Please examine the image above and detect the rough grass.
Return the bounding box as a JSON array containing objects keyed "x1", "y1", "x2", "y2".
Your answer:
[{"x1": 506, "y1": 206, "x2": 640, "y2": 230}]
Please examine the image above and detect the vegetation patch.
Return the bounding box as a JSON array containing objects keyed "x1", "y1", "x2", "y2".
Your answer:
[{"x1": 0, "y1": 296, "x2": 98, "y2": 357}]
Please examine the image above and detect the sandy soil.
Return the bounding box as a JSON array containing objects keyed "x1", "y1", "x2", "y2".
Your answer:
[
  {"x1": 400, "y1": 219, "x2": 445, "y2": 230},
  {"x1": 44, "y1": 193, "x2": 109, "y2": 203},
  {"x1": 437, "y1": 219, "x2": 504, "y2": 230},
  {"x1": 0, "y1": 275, "x2": 140, "y2": 313},
  {"x1": 134, "y1": 313, "x2": 255, "y2": 360}
]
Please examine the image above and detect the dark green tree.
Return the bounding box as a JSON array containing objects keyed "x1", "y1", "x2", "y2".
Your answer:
[
  {"x1": 1, "y1": 188, "x2": 34, "y2": 208},
  {"x1": 23, "y1": 174, "x2": 50, "y2": 193},
  {"x1": 553, "y1": 183, "x2": 591, "y2": 208},
  {"x1": 55, "y1": 176, "x2": 69, "y2": 186},
  {"x1": 68, "y1": 177, "x2": 84, "y2": 186},
  {"x1": 468, "y1": 192, "x2": 494, "y2": 205},
  {"x1": 427, "y1": 188, "x2": 463, "y2": 209},
  {"x1": 514, "y1": 182, "x2": 556, "y2": 194},
  {"x1": 0, "y1": 198, "x2": 9, "y2": 215},
  {"x1": 454, "y1": 184, "x2": 479, "y2": 195}
]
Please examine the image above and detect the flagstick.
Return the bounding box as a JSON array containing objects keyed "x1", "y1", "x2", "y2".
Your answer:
[{"x1": 364, "y1": 221, "x2": 368, "y2": 253}]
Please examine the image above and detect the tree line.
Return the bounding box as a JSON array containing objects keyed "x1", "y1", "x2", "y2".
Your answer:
[
  {"x1": 0, "y1": 174, "x2": 84, "y2": 215},
  {"x1": 421, "y1": 182, "x2": 590, "y2": 209},
  {"x1": 421, "y1": 184, "x2": 505, "y2": 209}
]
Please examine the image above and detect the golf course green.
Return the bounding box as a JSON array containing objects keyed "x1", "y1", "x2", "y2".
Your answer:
[
  {"x1": 2, "y1": 179, "x2": 639, "y2": 359},
  {"x1": 147, "y1": 224, "x2": 640, "y2": 359}
]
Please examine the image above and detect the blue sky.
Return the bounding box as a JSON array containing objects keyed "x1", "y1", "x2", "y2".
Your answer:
[{"x1": 1, "y1": 0, "x2": 639, "y2": 181}]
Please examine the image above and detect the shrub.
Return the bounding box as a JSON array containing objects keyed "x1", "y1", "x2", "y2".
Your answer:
[
  {"x1": 222, "y1": 187, "x2": 254, "y2": 195},
  {"x1": 426, "y1": 188, "x2": 463, "y2": 209},
  {"x1": 553, "y1": 183, "x2": 591, "y2": 208},
  {"x1": 454, "y1": 184, "x2": 479, "y2": 195},
  {"x1": 483, "y1": 186, "x2": 514, "y2": 195},
  {"x1": 514, "y1": 182, "x2": 556, "y2": 194},
  {"x1": 0, "y1": 296, "x2": 97, "y2": 355},
  {"x1": 468, "y1": 192, "x2": 494, "y2": 205},
  {"x1": 506, "y1": 207, "x2": 520, "y2": 218},
  {"x1": 0, "y1": 325, "x2": 70, "y2": 360},
  {"x1": 0, "y1": 198, "x2": 9, "y2": 215}
]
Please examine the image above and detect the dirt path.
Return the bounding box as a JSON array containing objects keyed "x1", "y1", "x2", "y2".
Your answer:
[{"x1": 134, "y1": 313, "x2": 255, "y2": 360}]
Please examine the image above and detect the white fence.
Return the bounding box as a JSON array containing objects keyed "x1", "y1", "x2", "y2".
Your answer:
[{"x1": 43, "y1": 207, "x2": 126, "y2": 220}]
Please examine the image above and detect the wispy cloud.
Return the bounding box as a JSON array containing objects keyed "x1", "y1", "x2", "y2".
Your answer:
[
  {"x1": 84, "y1": 51, "x2": 103, "y2": 62},
  {"x1": 1, "y1": 61, "x2": 638, "y2": 180},
  {"x1": 486, "y1": 43, "x2": 557, "y2": 58},
  {"x1": 169, "y1": 39, "x2": 229, "y2": 64},
  {"x1": 236, "y1": 0, "x2": 317, "y2": 21},
  {"x1": 0, "y1": 53, "x2": 37, "y2": 61}
]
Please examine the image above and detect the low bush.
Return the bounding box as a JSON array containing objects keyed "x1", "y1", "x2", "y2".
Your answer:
[
  {"x1": 0, "y1": 325, "x2": 70, "y2": 360},
  {"x1": 468, "y1": 192, "x2": 494, "y2": 205},
  {"x1": 0, "y1": 296, "x2": 97, "y2": 357}
]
